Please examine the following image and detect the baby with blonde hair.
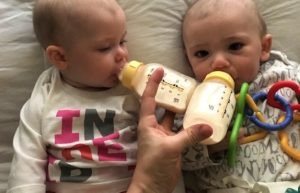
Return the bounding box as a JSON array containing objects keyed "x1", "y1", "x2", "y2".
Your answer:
[{"x1": 182, "y1": 0, "x2": 300, "y2": 192}]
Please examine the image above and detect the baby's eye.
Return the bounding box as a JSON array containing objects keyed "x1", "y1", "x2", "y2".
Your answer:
[
  {"x1": 97, "y1": 46, "x2": 111, "y2": 52},
  {"x1": 120, "y1": 39, "x2": 128, "y2": 46},
  {"x1": 194, "y1": 50, "x2": 209, "y2": 58},
  {"x1": 229, "y1": 42, "x2": 244, "y2": 51}
]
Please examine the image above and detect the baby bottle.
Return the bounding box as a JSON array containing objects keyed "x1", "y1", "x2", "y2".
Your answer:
[
  {"x1": 183, "y1": 71, "x2": 236, "y2": 145},
  {"x1": 118, "y1": 60, "x2": 198, "y2": 113}
]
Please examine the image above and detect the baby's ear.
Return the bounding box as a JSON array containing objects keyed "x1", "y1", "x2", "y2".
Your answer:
[
  {"x1": 260, "y1": 33, "x2": 272, "y2": 62},
  {"x1": 46, "y1": 45, "x2": 68, "y2": 70}
]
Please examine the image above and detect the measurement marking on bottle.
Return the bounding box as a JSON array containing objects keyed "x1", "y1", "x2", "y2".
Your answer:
[
  {"x1": 147, "y1": 73, "x2": 185, "y2": 92},
  {"x1": 222, "y1": 90, "x2": 234, "y2": 118}
]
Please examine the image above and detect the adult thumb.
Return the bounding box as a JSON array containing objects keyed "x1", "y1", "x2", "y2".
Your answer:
[{"x1": 176, "y1": 124, "x2": 213, "y2": 149}]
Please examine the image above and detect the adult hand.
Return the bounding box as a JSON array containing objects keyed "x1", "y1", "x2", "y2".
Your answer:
[{"x1": 127, "y1": 67, "x2": 212, "y2": 193}]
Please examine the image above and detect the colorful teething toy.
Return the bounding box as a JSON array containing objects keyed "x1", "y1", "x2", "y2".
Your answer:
[{"x1": 227, "y1": 80, "x2": 300, "y2": 167}]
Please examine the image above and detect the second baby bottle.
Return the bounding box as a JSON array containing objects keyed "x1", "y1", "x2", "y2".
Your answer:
[
  {"x1": 183, "y1": 71, "x2": 236, "y2": 145},
  {"x1": 118, "y1": 61, "x2": 198, "y2": 113}
]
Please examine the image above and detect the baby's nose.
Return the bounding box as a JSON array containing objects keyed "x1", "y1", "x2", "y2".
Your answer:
[
  {"x1": 116, "y1": 46, "x2": 128, "y2": 62},
  {"x1": 211, "y1": 54, "x2": 230, "y2": 70}
]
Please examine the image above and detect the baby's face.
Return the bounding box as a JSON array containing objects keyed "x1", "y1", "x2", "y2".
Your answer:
[
  {"x1": 61, "y1": 0, "x2": 128, "y2": 89},
  {"x1": 183, "y1": 4, "x2": 270, "y2": 92}
]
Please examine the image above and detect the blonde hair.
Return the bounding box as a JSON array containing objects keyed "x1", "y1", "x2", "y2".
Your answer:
[
  {"x1": 33, "y1": 0, "x2": 121, "y2": 49},
  {"x1": 183, "y1": 0, "x2": 267, "y2": 36},
  {"x1": 33, "y1": 0, "x2": 68, "y2": 49}
]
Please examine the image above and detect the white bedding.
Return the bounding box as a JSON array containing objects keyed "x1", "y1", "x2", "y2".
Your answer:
[{"x1": 1, "y1": 0, "x2": 300, "y2": 192}]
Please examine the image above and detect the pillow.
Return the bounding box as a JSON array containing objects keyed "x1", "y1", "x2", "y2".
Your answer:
[
  {"x1": 0, "y1": 1, "x2": 45, "y2": 192},
  {"x1": 254, "y1": 0, "x2": 300, "y2": 62},
  {"x1": 117, "y1": 0, "x2": 196, "y2": 76}
]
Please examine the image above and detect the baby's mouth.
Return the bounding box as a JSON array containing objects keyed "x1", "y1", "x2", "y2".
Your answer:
[
  {"x1": 117, "y1": 69, "x2": 123, "y2": 81},
  {"x1": 117, "y1": 64, "x2": 126, "y2": 80}
]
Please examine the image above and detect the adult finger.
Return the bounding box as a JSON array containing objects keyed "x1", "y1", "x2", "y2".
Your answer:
[
  {"x1": 160, "y1": 110, "x2": 176, "y2": 133},
  {"x1": 175, "y1": 124, "x2": 213, "y2": 149},
  {"x1": 140, "y1": 68, "x2": 164, "y2": 118}
]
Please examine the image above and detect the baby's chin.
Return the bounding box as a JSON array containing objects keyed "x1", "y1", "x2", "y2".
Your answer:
[
  {"x1": 84, "y1": 79, "x2": 120, "y2": 91},
  {"x1": 110, "y1": 76, "x2": 121, "y2": 87},
  {"x1": 101, "y1": 75, "x2": 120, "y2": 87},
  {"x1": 234, "y1": 81, "x2": 250, "y2": 93},
  {"x1": 102, "y1": 77, "x2": 121, "y2": 89},
  {"x1": 234, "y1": 87, "x2": 241, "y2": 94}
]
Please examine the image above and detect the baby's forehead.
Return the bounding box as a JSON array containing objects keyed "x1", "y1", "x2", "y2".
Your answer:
[
  {"x1": 184, "y1": 0, "x2": 261, "y2": 31},
  {"x1": 187, "y1": 0, "x2": 256, "y2": 18},
  {"x1": 183, "y1": 0, "x2": 265, "y2": 40}
]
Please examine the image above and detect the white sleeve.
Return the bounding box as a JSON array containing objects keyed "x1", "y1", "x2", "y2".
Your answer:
[
  {"x1": 7, "y1": 69, "x2": 53, "y2": 193},
  {"x1": 7, "y1": 110, "x2": 47, "y2": 193}
]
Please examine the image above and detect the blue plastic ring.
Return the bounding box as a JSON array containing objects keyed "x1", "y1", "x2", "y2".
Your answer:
[{"x1": 246, "y1": 91, "x2": 293, "y2": 131}]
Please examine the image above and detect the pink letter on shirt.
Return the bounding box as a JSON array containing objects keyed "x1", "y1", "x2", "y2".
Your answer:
[
  {"x1": 93, "y1": 132, "x2": 126, "y2": 161},
  {"x1": 55, "y1": 110, "x2": 80, "y2": 144}
]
